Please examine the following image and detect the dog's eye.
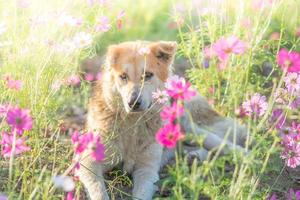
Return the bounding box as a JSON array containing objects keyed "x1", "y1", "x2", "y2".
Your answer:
[
  {"x1": 119, "y1": 73, "x2": 128, "y2": 82},
  {"x1": 143, "y1": 72, "x2": 153, "y2": 81}
]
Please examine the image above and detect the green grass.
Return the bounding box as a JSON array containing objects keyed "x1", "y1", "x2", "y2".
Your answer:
[{"x1": 0, "y1": 0, "x2": 299, "y2": 199}]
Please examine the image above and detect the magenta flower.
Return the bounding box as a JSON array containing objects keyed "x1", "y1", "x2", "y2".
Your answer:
[
  {"x1": 90, "y1": 136, "x2": 105, "y2": 162},
  {"x1": 152, "y1": 89, "x2": 169, "y2": 104},
  {"x1": 281, "y1": 143, "x2": 300, "y2": 168},
  {"x1": 71, "y1": 131, "x2": 105, "y2": 162},
  {"x1": 65, "y1": 191, "x2": 76, "y2": 200},
  {"x1": 242, "y1": 93, "x2": 268, "y2": 117},
  {"x1": 212, "y1": 36, "x2": 246, "y2": 61},
  {"x1": 95, "y1": 16, "x2": 111, "y2": 32},
  {"x1": 165, "y1": 75, "x2": 196, "y2": 101},
  {"x1": 84, "y1": 73, "x2": 95, "y2": 82},
  {"x1": 6, "y1": 107, "x2": 33, "y2": 135},
  {"x1": 160, "y1": 102, "x2": 184, "y2": 122},
  {"x1": 156, "y1": 123, "x2": 184, "y2": 149},
  {"x1": 277, "y1": 49, "x2": 300, "y2": 73},
  {"x1": 1, "y1": 132, "x2": 30, "y2": 157},
  {"x1": 284, "y1": 73, "x2": 300, "y2": 93}
]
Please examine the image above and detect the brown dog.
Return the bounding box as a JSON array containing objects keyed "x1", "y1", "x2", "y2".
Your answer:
[{"x1": 77, "y1": 41, "x2": 248, "y2": 200}]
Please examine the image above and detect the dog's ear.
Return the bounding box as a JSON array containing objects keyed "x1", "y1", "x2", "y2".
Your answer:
[
  {"x1": 150, "y1": 41, "x2": 177, "y2": 64},
  {"x1": 106, "y1": 44, "x2": 123, "y2": 65}
]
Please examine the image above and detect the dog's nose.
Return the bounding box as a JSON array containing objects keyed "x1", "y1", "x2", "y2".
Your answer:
[{"x1": 128, "y1": 92, "x2": 141, "y2": 110}]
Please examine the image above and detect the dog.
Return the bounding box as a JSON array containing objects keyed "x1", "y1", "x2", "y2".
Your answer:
[{"x1": 76, "y1": 41, "x2": 248, "y2": 200}]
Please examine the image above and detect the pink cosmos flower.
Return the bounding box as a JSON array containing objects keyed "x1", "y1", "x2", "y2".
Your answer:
[
  {"x1": 152, "y1": 89, "x2": 169, "y2": 104},
  {"x1": 277, "y1": 49, "x2": 300, "y2": 73},
  {"x1": 95, "y1": 16, "x2": 111, "y2": 32},
  {"x1": 1, "y1": 132, "x2": 30, "y2": 157},
  {"x1": 269, "y1": 32, "x2": 280, "y2": 41},
  {"x1": 291, "y1": 97, "x2": 300, "y2": 109},
  {"x1": 284, "y1": 73, "x2": 300, "y2": 93},
  {"x1": 71, "y1": 131, "x2": 105, "y2": 162},
  {"x1": 65, "y1": 191, "x2": 76, "y2": 200},
  {"x1": 84, "y1": 73, "x2": 95, "y2": 82},
  {"x1": 67, "y1": 75, "x2": 81, "y2": 86},
  {"x1": 160, "y1": 102, "x2": 184, "y2": 122},
  {"x1": 6, "y1": 78, "x2": 23, "y2": 91},
  {"x1": 165, "y1": 75, "x2": 196, "y2": 101},
  {"x1": 252, "y1": 0, "x2": 273, "y2": 10},
  {"x1": 212, "y1": 36, "x2": 246, "y2": 62},
  {"x1": 90, "y1": 136, "x2": 105, "y2": 162},
  {"x1": 6, "y1": 107, "x2": 33, "y2": 135},
  {"x1": 267, "y1": 193, "x2": 277, "y2": 200},
  {"x1": 242, "y1": 93, "x2": 268, "y2": 117},
  {"x1": 0, "y1": 104, "x2": 12, "y2": 117},
  {"x1": 138, "y1": 47, "x2": 150, "y2": 56},
  {"x1": 156, "y1": 123, "x2": 184, "y2": 149},
  {"x1": 281, "y1": 143, "x2": 300, "y2": 168}
]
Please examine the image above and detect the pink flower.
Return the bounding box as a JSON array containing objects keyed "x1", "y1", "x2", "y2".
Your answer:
[
  {"x1": 242, "y1": 93, "x2": 268, "y2": 117},
  {"x1": 65, "y1": 191, "x2": 76, "y2": 200},
  {"x1": 156, "y1": 123, "x2": 184, "y2": 149},
  {"x1": 67, "y1": 75, "x2": 81, "y2": 86},
  {"x1": 212, "y1": 36, "x2": 246, "y2": 61},
  {"x1": 6, "y1": 107, "x2": 33, "y2": 135},
  {"x1": 277, "y1": 49, "x2": 300, "y2": 73},
  {"x1": 71, "y1": 132, "x2": 94, "y2": 154},
  {"x1": 71, "y1": 131, "x2": 105, "y2": 162},
  {"x1": 160, "y1": 102, "x2": 184, "y2": 122},
  {"x1": 267, "y1": 193, "x2": 278, "y2": 200},
  {"x1": 84, "y1": 73, "x2": 94, "y2": 82},
  {"x1": 95, "y1": 16, "x2": 111, "y2": 32},
  {"x1": 165, "y1": 75, "x2": 196, "y2": 101},
  {"x1": 281, "y1": 143, "x2": 300, "y2": 168},
  {"x1": 58, "y1": 13, "x2": 82, "y2": 27},
  {"x1": 152, "y1": 89, "x2": 169, "y2": 104},
  {"x1": 6, "y1": 78, "x2": 23, "y2": 91},
  {"x1": 138, "y1": 47, "x2": 150, "y2": 56},
  {"x1": 1, "y1": 132, "x2": 30, "y2": 157},
  {"x1": 286, "y1": 188, "x2": 300, "y2": 200},
  {"x1": 252, "y1": 0, "x2": 273, "y2": 10},
  {"x1": 90, "y1": 136, "x2": 105, "y2": 162},
  {"x1": 284, "y1": 73, "x2": 300, "y2": 93}
]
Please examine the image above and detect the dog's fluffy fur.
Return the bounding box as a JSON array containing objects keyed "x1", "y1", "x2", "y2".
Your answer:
[{"x1": 77, "y1": 41, "x2": 248, "y2": 200}]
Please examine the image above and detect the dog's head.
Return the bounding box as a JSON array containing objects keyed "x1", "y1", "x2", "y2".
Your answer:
[{"x1": 105, "y1": 41, "x2": 177, "y2": 113}]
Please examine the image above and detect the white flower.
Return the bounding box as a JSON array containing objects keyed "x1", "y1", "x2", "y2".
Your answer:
[
  {"x1": 138, "y1": 46, "x2": 150, "y2": 56},
  {"x1": 72, "y1": 32, "x2": 93, "y2": 49},
  {"x1": 53, "y1": 175, "x2": 75, "y2": 192}
]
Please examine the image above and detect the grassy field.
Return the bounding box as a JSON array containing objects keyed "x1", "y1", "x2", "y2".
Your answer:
[{"x1": 0, "y1": 0, "x2": 300, "y2": 199}]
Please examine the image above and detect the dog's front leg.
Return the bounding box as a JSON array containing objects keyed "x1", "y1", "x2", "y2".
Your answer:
[
  {"x1": 132, "y1": 143, "x2": 163, "y2": 200},
  {"x1": 76, "y1": 156, "x2": 110, "y2": 200}
]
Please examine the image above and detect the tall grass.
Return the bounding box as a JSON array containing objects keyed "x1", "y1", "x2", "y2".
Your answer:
[{"x1": 0, "y1": 0, "x2": 299, "y2": 199}]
